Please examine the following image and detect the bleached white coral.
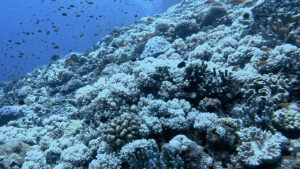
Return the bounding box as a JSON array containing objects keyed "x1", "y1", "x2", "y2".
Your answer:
[
  {"x1": 272, "y1": 103, "x2": 300, "y2": 132},
  {"x1": 140, "y1": 36, "x2": 171, "y2": 59},
  {"x1": 89, "y1": 153, "x2": 121, "y2": 169},
  {"x1": 236, "y1": 127, "x2": 287, "y2": 167},
  {"x1": 188, "y1": 112, "x2": 218, "y2": 131},
  {"x1": 138, "y1": 97, "x2": 191, "y2": 133},
  {"x1": 22, "y1": 148, "x2": 48, "y2": 169},
  {"x1": 61, "y1": 143, "x2": 89, "y2": 166},
  {"x1": 120, "y1": 139, "x2": 157, "y2": 160}
]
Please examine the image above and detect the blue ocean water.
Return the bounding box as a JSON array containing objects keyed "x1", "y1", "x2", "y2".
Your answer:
[{"x1": 0, "y1": 0, "x2": 181, "y2": 82}]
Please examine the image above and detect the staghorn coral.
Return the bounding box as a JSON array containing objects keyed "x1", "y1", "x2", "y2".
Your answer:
[
  {"x1": 236, "y1": 127, "x2": 288, "y2": 167},
  {"x1": 102, "y1": 113, "x2": 141, "y2": 149},
  {"x1": 184, "y1": 61, "x2": 240, "y2": 107},
  {"x1": 251, "y1": 0, "x2": 300, "y2": 47}
]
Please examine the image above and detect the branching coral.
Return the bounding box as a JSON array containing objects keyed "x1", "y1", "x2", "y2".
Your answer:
[
  {"x1": 241, "y1": 74, "x2": 289, "y2": 126},
  {"x1": 184, "y1": 60, "x2": 240, "y2": 107},
  {"x1": 120, "y1": 139, "x2": 184, "y2": 169},
  {"x1": 137, "y1": 97, "x2": 192, "y2": 134}
]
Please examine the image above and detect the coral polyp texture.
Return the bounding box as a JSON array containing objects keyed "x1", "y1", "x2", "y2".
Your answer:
[
  {"x1": 102, "y1": 113, "x2": 141, "y2": 149},
  {"x1": 0, "y1": 0, "x2": 299, "y2": 168},
  {"x1": 236, "y1": 127, "x2": 288, "y2": 167}
]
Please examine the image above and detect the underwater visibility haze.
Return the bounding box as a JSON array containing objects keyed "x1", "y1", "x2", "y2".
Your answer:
[
  {"x1": 0, "y1": 0, "x2": 180, "y2": 82},
  {"x1": 0, "y1": 0, "x2": 299, "y2": 168}
]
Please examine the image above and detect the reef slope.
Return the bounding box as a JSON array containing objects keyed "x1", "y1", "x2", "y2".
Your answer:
[{"x1": 0, "y1": 0, "x2": 299, "y2": 168}]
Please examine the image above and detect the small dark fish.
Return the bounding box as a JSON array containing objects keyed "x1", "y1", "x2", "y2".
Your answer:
[
  {"x1": 177, "y1": 52, "x2": 189, "y2": 68},
  {"x1": 233, "y1": 65, "x2": 240, "y2": 71},
  {"x1": 257, "y1": 61, "x2": 267, "y2": 66},
  {"x1": 116, "y1": 42, "x2": 126, "y2": 47},
  {"x1": 205, "y1": 0, "x2": 216, "y2": 4},
  {"x1": 230, "y1": 0, "x2": 245, "y2": 3},
  {"x1": 260, "y1": 47, "x2": 271, "y2": 52},
  {"x1": 53, "y1": 45, "x2": 60, "y2": 49},
  {"x1": 61, "y1": 13, "x2": 68, "y2": 16},
  {"x1": 177, "y1": 61, "x2": 186, "y2": 68},
  {"x1": 65, "y1": 59, "x2": 76, "y2": 65},
  {"x1": 51, "y1": 55, "x2": 61, "y2": 61},
  {"x1": 147, "y1": 17, "x2": 155, "y2": 22},
  {"x1": 158, "y1": 42, "x2": 168, "y2": 46},
  {"x1": 67, "y1": 4, "x2": 75, "y2": 9}
]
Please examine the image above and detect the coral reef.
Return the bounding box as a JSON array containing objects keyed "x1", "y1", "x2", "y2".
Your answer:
[
  {"x1": 0, "y1": 106, "x2": 21, "y2": 126},
  {"x1": 251, "y1": 0, "x2": 300, "y2": 47},
  {"x1": 0, "y1": 0, "x2": 299, "y2": 168}
]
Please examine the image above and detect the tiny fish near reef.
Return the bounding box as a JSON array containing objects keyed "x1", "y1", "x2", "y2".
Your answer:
[{"x1": 177, "y1": 52, "x2": 189, "y2": 68}]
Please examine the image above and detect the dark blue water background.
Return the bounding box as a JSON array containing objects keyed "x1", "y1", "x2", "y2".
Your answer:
[{"x1": 0, "y1": 0, "x2": 181, "y2": 82}]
